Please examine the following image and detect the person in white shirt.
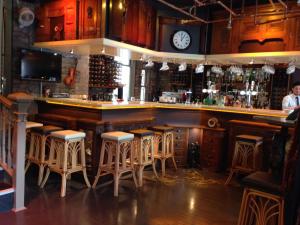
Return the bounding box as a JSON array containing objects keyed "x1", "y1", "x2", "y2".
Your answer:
[{"x1": 282, "y1": 81, "x2": 300, "y2": 111}]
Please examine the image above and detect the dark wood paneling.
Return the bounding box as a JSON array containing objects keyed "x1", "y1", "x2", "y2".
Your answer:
[
  {"x1": 210, "y1": 21, "x2": 232, "y2": 54},
  {"x1": 120, "y1": 0, "x2": 156, "y2": 47},
  {"x1": 35, "y1": 0, "x2": 77, "y2": 42},
  {"x1": 210, "y1": 3, "x2": 299, "y2": 53},
  {"x1": 108, "y1": 0, "x2": 124, "y2": 40},
  {"x1": 35, "y1": 0, "x2": 102, "y2": 41},
  {"x1": 201, "y1": 128, "x2": 226, "y2": 171},
  {"x1": 79, "y1": 0, "x2": 101, "y2": 39}
]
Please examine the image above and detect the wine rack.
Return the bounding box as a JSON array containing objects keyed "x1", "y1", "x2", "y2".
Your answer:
[
  {"x1": 270, "y1": 68, "x2": 289, "y2": 110},
  {"x1": 170, "y1": 66, "x2": 191, "y2": 90},
  {"x1": 89, "y1": 55, "x2": 121, "y2": 88}
]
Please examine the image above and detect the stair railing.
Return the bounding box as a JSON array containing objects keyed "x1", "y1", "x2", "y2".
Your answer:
[{"x1": 0, "y1": 93, "x2": 33, "y2": 211}]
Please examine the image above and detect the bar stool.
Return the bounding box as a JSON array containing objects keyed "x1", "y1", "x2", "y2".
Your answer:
[
  {"x1": 129, "y1": 129, "x2": 158, "y2": 187},
  {"x1": 225, "y1": 134, "x2": 263, "y2": 185},
  {"x1": 25, "y1": 121, "x2": 43, "y2": 156},
  {"x1": 149, "y1": 126, "x2": 177, "y2": 177},
  {"x1": 237, "y1": 131, "x2": 288, "y2": 225},
  {"x1": 25, "y1": 125, "x2": 63, "y2": 186},
  {"x1": 92, "y1": 131, "x2": 137, "y2": 197},
  {"x1": 40, "y1": 130, "x2": 91, "y2": 197},
  {"x1": 237, "y1": 173, "x2": 284, "y2": 225}
]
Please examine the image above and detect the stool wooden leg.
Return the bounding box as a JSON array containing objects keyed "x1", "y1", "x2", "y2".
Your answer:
[
  {"x1": 37, "y1": 164, "x2": 45, "y2": 186},
  {"x1": 40, "y1": 168, "x2": 50, "y2": 188},
  {"x1": 171, "y1": 133, "x2": 177, "y2": 171},
  {"x1": 92, "y1": 140, "x2": 106, "y2": 188},
  {"x1": 152, "y1": 161, "x2": 159, "y2": 179},
  {"x1": 41, "y1": 138, "x2": 55, "y2": 188},
  {"x1": 132, "y1": 169, "x2": 138, "y2": 188},
  {"x1": 172, "y1": 156, "x2": 177, "y2": 171},
  {"x1": 237, "y1": 188, "x2": 249, "y2": 225},
  {"x1": 137, "y1": 166, "x2": 143, "y2": 187},
  {"x1": 149, "y1": 137, "x2": 159, "y2": 179},
  {"x1": 25, "y1": 134, "x2": 35, "y2": 173},
  {"x1": 25, "y1": 161, "x2": 31, "y2": 173},
  {"x1": 114, "y1": 174, "x2": 120, "y2": 197},
  {"x1": 161, "y1": 158, "x2": 166, "y2": 177},
  {"x1": 81, "y1": 139, "x2": 91, "y2": 187},
  {"x1": 114, "y1": 143, "x2": 121, "y2": 197},
  {"x1": 61, "y1": 173, "x2": 67, "y2": 197},
  {"x1": 37, "y1": 136, "x2": 47, "y2": 186},
  {"x1": 59, "y1": 141, "x2": 69, "y2": 196},
  {"x1": 225, "y1": 169, "x2": 235, "y2": 185}
]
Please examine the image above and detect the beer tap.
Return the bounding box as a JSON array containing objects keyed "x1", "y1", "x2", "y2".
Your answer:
[{"x1": 240, "y1": 80, "x2": 258, "y2": 108}]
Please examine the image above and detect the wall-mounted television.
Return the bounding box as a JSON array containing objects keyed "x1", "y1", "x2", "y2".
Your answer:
[{"x1": 20, "y1": 48, "x2": 62, "y2": 82}]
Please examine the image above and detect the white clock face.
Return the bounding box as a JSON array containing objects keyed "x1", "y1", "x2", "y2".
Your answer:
[{"x1": 172, "y1": 30, "x2": 191, "y2": 50}]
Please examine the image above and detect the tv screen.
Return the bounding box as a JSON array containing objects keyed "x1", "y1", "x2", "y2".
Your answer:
[{"x1": 20, "y1": 49, "x2": 62, "y2": 82}]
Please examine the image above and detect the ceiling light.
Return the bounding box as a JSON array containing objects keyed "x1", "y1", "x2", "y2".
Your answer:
[
  {"x1": 178, "y1": 62, "x2": 187, "y2": 72},
  {"x1": 160, "y1": 61, "x2": 169, "y2": 71},
  {"x1": 228, "y1": 65, "x2": 243, "y2": 75},
  {"x1": 101, "y1": 48, "x2": 105, "y2": 54},
  {"x1": 145, "y1": 59, "x2": 154, "y2": 68},
  {"x1": 287, "y1": 62, "x2": 296, "y2": 75},
  {"x1": 70, "y1": 49, "x2": 74, "y2": 54},
  {"x1": 195, "y1": 64, "x2": 204, "y2": 74},
  {"x1": 211, "y1": 65, "x2": 223, "y2": 74},
  {"x1": 249, "y1": 59, "x2": 254, "y2": 64},
  {"x1": 262, "y1": 64, "x2": 275, "y2": 74}
]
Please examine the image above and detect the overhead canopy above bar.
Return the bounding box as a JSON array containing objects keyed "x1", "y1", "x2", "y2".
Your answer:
[
  {"x1": 34, "y1": 38, "x2": 300, "y2": 66},
  {"x1": 33, "y1": 38, "x2": 205, "y2": 64}
]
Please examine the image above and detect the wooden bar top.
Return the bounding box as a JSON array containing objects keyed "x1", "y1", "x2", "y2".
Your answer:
[{"x1": 35, "y1": 97, "x2": 288, "y2": 118}]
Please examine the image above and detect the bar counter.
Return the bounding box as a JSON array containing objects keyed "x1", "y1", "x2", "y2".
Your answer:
[
  {"x1": 34, "y1": 97, "x2": 289, "y2": 174},
  {"x1": 36, "y1": 97, "x2": 288, "y2": 118}
]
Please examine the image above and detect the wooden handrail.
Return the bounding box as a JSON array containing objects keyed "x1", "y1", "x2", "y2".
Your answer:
[{"x1": 0, "y1": 92, "x2": 33, "y2": 212}]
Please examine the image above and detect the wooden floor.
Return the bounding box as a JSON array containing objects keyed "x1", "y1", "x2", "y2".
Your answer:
[{"x1": 0, "y1": 168, "x2": 243, "y2": 225}]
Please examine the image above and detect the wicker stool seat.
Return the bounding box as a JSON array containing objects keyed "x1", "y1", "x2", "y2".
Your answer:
[
  {"x1": 225, "y1": 134, "x2": 263, "y2": 185},
  {"x1": 25, "y1": 121, "x2": 43, "y2": 129},
  {"x1": 25, "y1": 125, "x2": 62, "y2": 185},
  {"x1": 129, "y1": 129, "x2": 158, "y2": 186},
  {"x1": 41, "y1": 130, "x2": 91, "y2": 197},
  {"x1": 149, "y1": 126, "x2": 177, "y2": 177},
  {"x1": 92, "y1": 131, "x2": 137, "y2": 197}
]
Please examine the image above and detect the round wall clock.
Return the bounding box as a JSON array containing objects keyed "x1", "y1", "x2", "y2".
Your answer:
[{"x1": 171, "y1": 30, "x2": 192, "y2": 50}]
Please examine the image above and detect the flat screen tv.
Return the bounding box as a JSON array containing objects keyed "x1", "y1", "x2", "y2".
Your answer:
[{"x1": 20, "y1": 48, "x2": 62, "y2": 82}]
